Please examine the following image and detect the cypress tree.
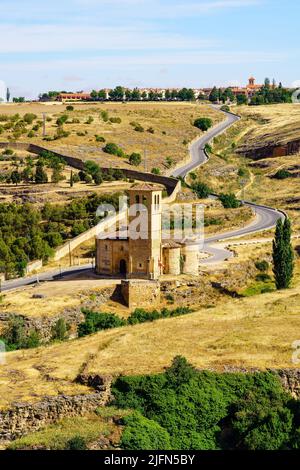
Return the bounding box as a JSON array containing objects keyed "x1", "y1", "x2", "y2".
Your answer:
[{"x1": 272, "y1": 218, "x2": 294, "y2": 289}]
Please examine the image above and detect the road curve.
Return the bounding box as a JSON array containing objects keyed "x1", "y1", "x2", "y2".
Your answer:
[
  {"x1": 172, "y1": 108, "x2": 284, "y2": 265},
  {"x1": 1, "y1": 264, "x2": 94, "y2": 293}
]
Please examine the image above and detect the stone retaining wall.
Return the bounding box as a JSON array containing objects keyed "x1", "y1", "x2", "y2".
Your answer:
[
  {"x1": 0, "y1": 375, "x2": 112, "y2": 441},
  {"x1": 0, "y1": 142, "x2": 180, "y2": 196},
  {"x1": 237, "y1": 138, "x2": 300, "y2": 160},
  {"x1": 0, "y1": 286, "x2": 114, "y2": 342}
]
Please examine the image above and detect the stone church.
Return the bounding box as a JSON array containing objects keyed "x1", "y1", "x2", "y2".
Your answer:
[{"x1": 95, "y1": 183, "x2": 199, "y2": 281}]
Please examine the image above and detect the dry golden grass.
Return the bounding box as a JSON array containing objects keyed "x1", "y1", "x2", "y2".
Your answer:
[
  {"x1": 192, "y1": 104, "x2": 300, "y2": 231},
  {"x1": 1, "y1": 257, "x2": 300, "y2": 410},
  {"x1": 0, "y1": 102, "x2": 222, "y2": 172},
  {"x1": 0, "y1": 279, "x2": 118, "y2": 318},
  {"x1": 237, "y1": 103, "x2": 300, "y2": 147}
]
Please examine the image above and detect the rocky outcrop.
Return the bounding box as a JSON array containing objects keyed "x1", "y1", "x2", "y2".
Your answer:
[
  {"x1": 0, "y1": 287, "x2": 115, "y2": 343},
  {"x1": 0, "y1": 390, "x2": 112, "y2": 441},
  {"x1": 275, "y1": 369, "x2": 300, "y2": 398},
  {"x1": 237, "y1": 138, "x2": 300, "y2": 160},
  {"x1": 0, "y1": 375, "x2": 112, "y2": 442}
]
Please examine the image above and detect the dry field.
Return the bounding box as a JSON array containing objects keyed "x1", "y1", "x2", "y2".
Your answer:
[
  {"x1": 0, "y1": 241, "x2": 299, "y2": 410},
  {"x1": 194, "y1": 104, "x2": 300, "y2": 232},
  {"x1": 236, "y1": 103, "x2": 300, "y2": 148},
  {"x1": 1, "y1": 256, "x2": 300, "y2": 409},
  {"x1": 0, "y1": 277, "x2": 119, "y2": 318},
  {"x1": 0, "y1": 150, "x2": 132, "y2": 205},
  {"x1": 0, "y1": 101, "x2": 222, "y2": 173}
]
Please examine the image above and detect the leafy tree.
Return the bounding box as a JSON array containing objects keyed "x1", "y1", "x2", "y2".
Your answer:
[
  {"x1": 98, "y1": 90, "x2": 107, "y2": 101},
  {"x1": 237, "y1": 94, "x2": 248, "y2": 105},
  {"x1": 112, "y1": 357, "x2": 297, "y2": 450},
  {"x1": 191, "y1": 181, "x2": 211, "y2": 199},
  {"x1": 129, "y1": 153, "x2": 142, "y2": 166},
  {"x1": 194, "y1": 118, "x2": 213, "y2": 131},
  {"x1": 51, "y1": 318, "x2": 68, "y2": 341},
  {"x1": 219, "y1": 193, "x2": 241, "y2": 209},
  {"x1": 272, "y1": 218, "x2": 294, "y2": 289},
  {"x1": 109, "y1": 86, "x2": 125, "y2": 101},
  {"x1": 209, "y1": 87, "x2": 219, "y2": 103},
  {"x1": 23, "y1": 113, "x2": 37, "y2": 124},
  {"x1": 10, "y1": 170, "x2": 22, "y2": 186},
  {"x1": 121, "y1": 412, "x2": 171, "y2": 450},
  {"x1": 35, "y1": 162, "x2": 48, "y2": 184},
  {"x1": 103, "y1": 142, "x2": 125, "y2": 157}
]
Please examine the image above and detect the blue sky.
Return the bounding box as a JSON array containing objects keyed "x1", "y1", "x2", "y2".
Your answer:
[{"x1": 0, "y1": 0, "x2": 299, "y2": 98}]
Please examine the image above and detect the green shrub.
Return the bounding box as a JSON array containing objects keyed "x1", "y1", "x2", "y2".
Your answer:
[
  {"x1": 78, "y1": 310, "x2": 126, "y2": 337},
  {"x1": 220, "y1": 105, "x2": 230, "y2": 112},
  {"x1": 95, "y1": 135, "x2": 106, "y2": 142},
  {"x1": 103, "y1": 142, "x2": 125, "y2": 157},
  {"x1": 151, "y1": 167, "x2": 160, "y2": 175},
  {"x1": 191, "y1": 181, "x2": 211, "y2": 199},
  {"x1": 51, "y1": 318, "x2": 68, "y2": 341},
  {"x1": 24, "y1": 113, "x2": 37, "y2": 124},
  {"x1": 85, "y1": 116, "x2": 94, "y2": 124},
  {"x1": 129, "y1": 152, "x2": 142, "y2": 166},
  {"x1": 66, "y1": 105, "x2": 74, "y2": 111},
  {"x1": 273, "y1": 169, "x2": 292, "y2": 180},
  {"x1": 121, "y1": 412, "x2": 171, "y2": 450},
  {"x1": 219, "y1": 193, "x2": 241, "y2": 209},
  {"x1": 255, "y1": 260, "x2": 269, "y2": 272},
  {"x1": 134, "y1": 123, "x2": 144, "y2": 132},
  {"x1": 100, "y1": 110, "x2": 109, "y2": 122},
  {"x1": 255, "y1": 273, "x2": 272, "y2": 282},
  {"x1": 109, "y1": 117, "x2": 122, "y2": 124},
  {"x1": 112, "y1": 357, "x2": 295, "y2": 450},
  {"x1": 194, "y1": 117, "x2": 213, "y2": 131},
  {"x1": 65, "y1": 436, "x2": 87, "y2": 450},
  {"x1": 2, "y1": 148, "x2": 14, "y2": 156}
]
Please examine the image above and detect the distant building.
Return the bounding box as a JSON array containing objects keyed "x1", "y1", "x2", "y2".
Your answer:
[{"x1": 56, "y1": 92, "x2": 91, "y2": 102}]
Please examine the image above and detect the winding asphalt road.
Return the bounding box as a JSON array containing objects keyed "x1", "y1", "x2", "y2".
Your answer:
[
  {"x1": 1, "y1": 108, "x2": 284, "y2": 291},
  {"x1": 173, "y1": 108, "x2": 285, "y2": 265}
]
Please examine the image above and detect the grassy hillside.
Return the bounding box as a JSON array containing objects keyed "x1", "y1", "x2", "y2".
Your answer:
[
  {"x1": 1, "y1": 252, "x2": 299, "y2": 410},
  {"x1": 0, "y1": 102, "x2": 222, "y2": 173}
]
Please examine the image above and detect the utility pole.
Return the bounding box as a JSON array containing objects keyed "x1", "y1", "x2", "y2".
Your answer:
[
  {"x1": 42, "y1": 113, "x2": 47, "y2": 137},
  {"x1": 144, "y1": 149, "x2": 147, "y2": 172},
  {"x1": 69, "y1": 241, "x2": 72, "y2": 267}
]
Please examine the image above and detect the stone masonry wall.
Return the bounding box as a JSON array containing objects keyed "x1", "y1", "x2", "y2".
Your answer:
[
  {"x1": 0, "y1": 375, "x2": 112, "y2": 441},
  {"x1": 0, "y1": 286, "x2": 115, "y2": 342},
  {"x1": 121, "y1": 279, "x2": 161, "y2": 309}
]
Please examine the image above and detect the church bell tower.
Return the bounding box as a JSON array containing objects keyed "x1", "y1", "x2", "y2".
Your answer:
[{"x1": 127, "y1": 183, "x2": 162, "y2": 280}]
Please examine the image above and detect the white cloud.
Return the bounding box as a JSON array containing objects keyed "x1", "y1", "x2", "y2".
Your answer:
[
  {"x1": 2, "y1": 49, "x2": 285, "y2": 73},
  {"x1": 0, "y1": 24, "x2": 218, "y2": 53}
]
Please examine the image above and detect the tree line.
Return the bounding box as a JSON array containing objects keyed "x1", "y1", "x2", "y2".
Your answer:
[{"x1": 0, "y1": 192, "x2": 121, "y2": 278}]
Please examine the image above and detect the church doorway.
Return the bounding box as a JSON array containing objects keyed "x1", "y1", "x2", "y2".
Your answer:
[{"x1": 119, "y1": 259, "x2": 127, "y2": 275}]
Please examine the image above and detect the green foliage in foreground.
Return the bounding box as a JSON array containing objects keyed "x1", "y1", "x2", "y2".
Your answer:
[
  {"x1": 112, "y1": 356, "x2": 300, "y2": 450},
  {"x1": 78, "y1": 307, "x2": 192, "y2": 337},
  {"x1": 0, "y1": 316, "x2": 40, "y2": 351},
  {"x1": 8, "y1": 415, "x2": 111, "y2": 450}
]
